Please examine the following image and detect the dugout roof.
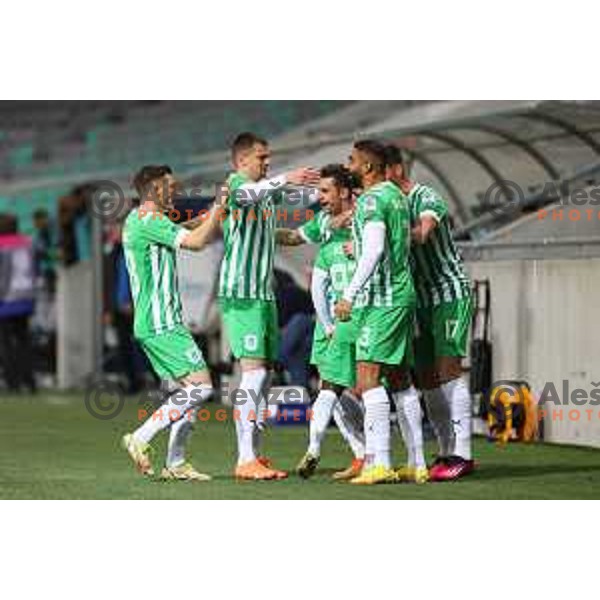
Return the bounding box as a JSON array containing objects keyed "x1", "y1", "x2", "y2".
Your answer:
[
  {"x1": 188, "y1": 100, "x2": 600, "y2": 238},
  {"x1": 281, "y1": 101, "x2": 600, "y2": 236}
]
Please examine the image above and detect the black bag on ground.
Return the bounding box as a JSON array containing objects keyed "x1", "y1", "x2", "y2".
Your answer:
[{"x1": 469, "y1": 280, "x2": 492, "y2": 398}]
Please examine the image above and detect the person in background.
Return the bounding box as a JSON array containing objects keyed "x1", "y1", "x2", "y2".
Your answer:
[
  {"x1": 58, "y1": 183, "x2": 93, "y2": 266},
  {"x1": 104, "y1": 217, "x2": 147, "y2": 394},
  {"x1": 32, "y1": 208, "x2": 56, "y2": 294},
  {"x1": 0, "y1": 213, "x2": 36, "y2": 393},
  {"x1": 274, "y1": 268, "x2": 315, "y2": 389}
]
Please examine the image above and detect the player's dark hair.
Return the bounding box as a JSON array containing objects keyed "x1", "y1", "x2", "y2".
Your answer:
[
  {"x1": 320, "y1": 164, "x2": 356, "y2": 191},
  {"x1": 354, "y1": 139, "x2": 388, "y2": 174},
  {"x1": 231, "y1": 132, "x2": 268, "y2": 162},
  {"x1": 133, "y1": 165, "x2": 173, "y2": 197},
  {"x1": 384, "y1": 144, "x2": 405, "y2": 169}
]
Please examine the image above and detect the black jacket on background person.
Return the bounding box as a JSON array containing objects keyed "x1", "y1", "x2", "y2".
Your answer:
[{"x1": 0, "y1": 217, "x2": 36, "y2": 393}]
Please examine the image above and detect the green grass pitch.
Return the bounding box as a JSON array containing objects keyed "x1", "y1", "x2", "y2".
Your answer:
[{"x1": 1, "y1": 393, "x2": 600, "y2": 499}]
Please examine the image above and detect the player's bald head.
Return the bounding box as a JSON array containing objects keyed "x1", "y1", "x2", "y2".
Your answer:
[
  {"x1": 384, "y1": 144, "x2": 405, "y2": 170},
  {"x1": 384, "y1": 143, "x2": 406, "y2": 185}
]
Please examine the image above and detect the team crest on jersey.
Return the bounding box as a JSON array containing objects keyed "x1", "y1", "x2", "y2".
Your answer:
[
  {"x1": 363, "y1": 194, "x2": 378, "y2": 214},
  {"x1": 186, "y1": 347, "x2": 202, "y2": 364},
  {"x1": 421, "y1": 187, "x2": 437, "y2": 206}
]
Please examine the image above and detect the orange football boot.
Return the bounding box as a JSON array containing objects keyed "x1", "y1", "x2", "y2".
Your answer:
[
  {"x1": 235, "y1": 459, "x2": 279, "y2": 481},
  {"x1": 332, "y1": 458, "x2": 365, "y2": 481},
  {"x1": 257, "y1": 455, "x2": 288, "y2": 480}
]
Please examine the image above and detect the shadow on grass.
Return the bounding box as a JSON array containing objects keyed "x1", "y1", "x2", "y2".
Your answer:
[{"x1": 468, "y1": 462, "x2": 600, "y2": 481}]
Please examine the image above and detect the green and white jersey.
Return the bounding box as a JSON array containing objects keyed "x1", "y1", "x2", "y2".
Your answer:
[
  {"x1": 299, "y1": 210, "x2": 332, "y2": 244},
  {"x1": 315, "y1": 226, "x2": 355, "y2": 309},
  {"x1": 218, "y1": 171, "x2": 281, "y2": 301},
  {"x1": 408, "y1": 183, "x2": 471, "y2": 307},
  {"x1": 122, "y1": 208, "x2": 187, "y2": 339},
  {"x1": 352, "y1": 181, "x2": 414, "y2": 308}
]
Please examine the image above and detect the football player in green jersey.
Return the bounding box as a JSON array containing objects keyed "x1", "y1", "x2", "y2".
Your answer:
[
  {"x1": 121, "y1": 164, "x2": 222, "y2": 481},
  {"x1": 335, "y1": 140, "x2": 416, "y2": 485},
  {"x1": 284, "y1": 164, "x2": 366, "y2": 480},
  {"x1": 385, "y1": 144, "x2": 475, "y2": 481},
  {"x1": 218, "y1": 132, "x2": 320, "y2": 480}
]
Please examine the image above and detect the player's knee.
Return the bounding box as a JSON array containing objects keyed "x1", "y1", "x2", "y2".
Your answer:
[
  {"x1": 167, "y1": 383, "x2": 213, "y2": 416},
  {"x1": 356, "y1": 364, "x2": 381, "y2": 396},
  {"x1": 189, "y1": 384, "x2": 214, "y2": 408},
  {"x1": 354, "y1": 381, "x2": 377, "y2": 397},
  {"x1": 385, "y1": 368, "x2": 411, "y2": 392},
  {"x1": 436, "y1": 357, "x2": 463, "y2": 384},
  {"x1": 241, "y1": 358, "x2": 267, "y2": 372},
  {"x1": 321, "y1": 380, "x2": 344, "y2": 396}
]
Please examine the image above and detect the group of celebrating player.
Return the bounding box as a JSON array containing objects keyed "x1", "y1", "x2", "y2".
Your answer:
[{"x1": 121, "y1": 131, "x2": 475, "y2": 485}]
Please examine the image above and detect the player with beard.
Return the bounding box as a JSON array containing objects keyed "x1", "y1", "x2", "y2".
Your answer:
[
  {"x1": 385, "y1": 144, "x2": 474, "y2": 481},
  {"x1": 335, "y1": 140, "x2": 416, "y2": 485},
  {"x1": 121, "y1": 165, "x2": 222, "y2": 481}
]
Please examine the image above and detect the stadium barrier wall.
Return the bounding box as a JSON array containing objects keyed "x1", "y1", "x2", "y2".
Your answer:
[
  {"x1": 177, "y1": 243, "x2": 223, "y2": 331},
  {"x1": 465, "y1": 257, "x2": 600, "y2": 448},
  {"x1": 57, "y1": 262, "x2": 94, "y2": 388}
]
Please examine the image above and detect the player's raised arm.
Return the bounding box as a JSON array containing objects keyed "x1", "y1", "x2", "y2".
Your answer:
[
  {"x1": 275, "y1": 228, "x2": 306, "y2": 246},
  {"x1": 182, "y1": 182, "x2": 229, "y2": 231},
  {"x1": 179, "y1": 193, "x2": 228, "y2": 250},
  {"x1": 228, "y1": 132, "x2": 319, "y2": 209},
  {"x1": 181, "y1": 216, "x2": 203, "y2": 230},
  {"x1": 234, "y1": 167, "x2": 320, "y2": 206},
  {"x1": 382, "y1": 142, "x2": 441, "y2": 245},
  {"x1": 411, "y1": 213, "x2": 439, "y2": 244},
  {"x1": 276, "y1": 206, "x2": 334, "y2": 247},
  {"x1": 410, "y1": 186, "x2": 447, "y2": 244}
]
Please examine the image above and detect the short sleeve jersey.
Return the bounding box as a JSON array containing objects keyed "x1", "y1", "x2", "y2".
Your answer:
[
  {"x1": 122, "y1": 208, "x2": 187, "y2": 339},
  {"x1": 408, "y1": 183, "x2": 471, "y2": 307}
]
